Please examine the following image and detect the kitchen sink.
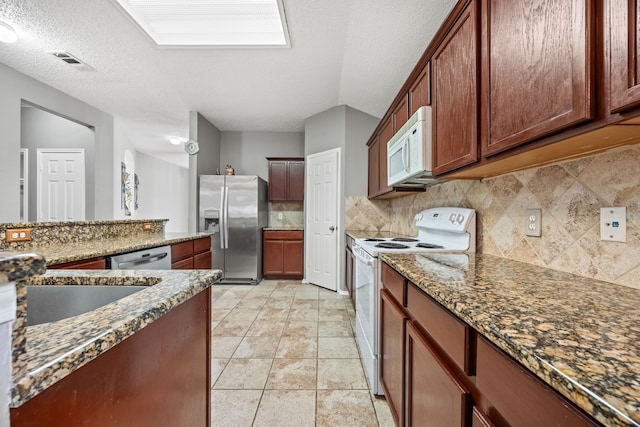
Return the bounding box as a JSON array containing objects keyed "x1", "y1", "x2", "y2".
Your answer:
[{"x1": 26, "y1": 285, "x2": 148, "y2": 326}]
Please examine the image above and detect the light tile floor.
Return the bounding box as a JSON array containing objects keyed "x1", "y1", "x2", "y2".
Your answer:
[{"x1": 210, "y1": 280, "x2": 395, "y2": 427}]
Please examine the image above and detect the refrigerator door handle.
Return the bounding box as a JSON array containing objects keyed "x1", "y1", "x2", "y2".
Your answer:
[
  {"x1": 219, "y1": 187, "x2": 226, "y2": 249},
  {"x1": 223, "y1": 185, "x2": 230, "y2": 249}
]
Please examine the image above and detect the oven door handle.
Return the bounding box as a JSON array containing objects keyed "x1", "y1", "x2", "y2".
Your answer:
[{"x1": 353, "y1": 248, "x2": 374, "y2": 266}]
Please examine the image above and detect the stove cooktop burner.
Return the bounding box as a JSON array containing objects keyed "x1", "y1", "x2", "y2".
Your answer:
[
  {"x1": 375, "y1": 242, "x2": 410, "y2": 249},
  {"x1": 416, "y1": 243, "x2": 445, "y2": 249},
  {"x1": 365, "y1": 238, "x2": 385, "y2": 242},
  {"x1": 391, "y1": 237, "x2": 419, "y2": 242}
]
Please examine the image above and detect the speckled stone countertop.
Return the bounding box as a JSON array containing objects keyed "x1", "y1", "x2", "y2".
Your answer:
[
  {"x1": 0, "y1": 252, "x2": 46, "y2": 283},
  {"x1": 11, "y1": 268, "x2": 221, "y2": 407},
  {"x1": 21, "y1": 232, "x2": 212, "y2": 266},
  {"x1": 380, "y1": 252, "x2": 640, "y2": 427},
  {"x1": 263, "y1": 227, "x2": 304, "y2": 231}
]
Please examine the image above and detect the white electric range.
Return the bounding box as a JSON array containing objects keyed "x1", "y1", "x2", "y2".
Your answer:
[{"x1": 352, "y1": 207, "x2": 476, "y2": 396}]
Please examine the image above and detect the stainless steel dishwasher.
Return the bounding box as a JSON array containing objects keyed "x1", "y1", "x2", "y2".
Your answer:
[{"x1": 108, "y1": 245, "x2": 172, "y2": 270}]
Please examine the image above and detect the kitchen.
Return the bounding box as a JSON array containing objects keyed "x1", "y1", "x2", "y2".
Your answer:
[{"x1": 1, "y1": 0, "x2": 640, "y2": 426}]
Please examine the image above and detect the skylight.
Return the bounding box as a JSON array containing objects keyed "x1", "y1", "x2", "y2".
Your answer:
[{"x1": 112, "y1": 0, "x2": 290, "y2": 47}]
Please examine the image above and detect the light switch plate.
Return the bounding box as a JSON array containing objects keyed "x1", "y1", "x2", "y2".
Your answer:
[
  {"x1": 600, "y1": 207, "x2": 626, "y2": 242},
  {"x1": 524, "y1": 209, "x2": 541, "y2": 237}
]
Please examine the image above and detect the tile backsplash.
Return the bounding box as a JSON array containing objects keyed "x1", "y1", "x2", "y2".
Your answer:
[
  {"x1": 269, "y1": 202, "x2": 304, "y2": 228},
  {"x1": 346, "y1": 145, "x2": 640, "y2": 289}
]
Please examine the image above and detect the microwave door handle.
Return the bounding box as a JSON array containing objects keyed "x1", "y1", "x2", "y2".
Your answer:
[{"x1": 402, "y1": 138, "x2": 410, "y2": 172}]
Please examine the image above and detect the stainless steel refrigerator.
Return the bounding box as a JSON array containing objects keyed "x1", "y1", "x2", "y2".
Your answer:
[{"x1": 199, "y1": 175, "x2": 268, "y2": 284}]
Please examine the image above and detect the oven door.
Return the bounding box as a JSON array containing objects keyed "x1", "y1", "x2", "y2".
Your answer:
[{"x1": 352, "y1": 245, "x2": 381, "y2": 395}]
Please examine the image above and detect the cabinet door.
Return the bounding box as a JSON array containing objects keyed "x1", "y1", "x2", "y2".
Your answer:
[
  {"x1": 283, "y1": 240, "x2": 304, "y2": 275},
  {"x1": 378, "y1": 117, "x2": 394, "y2": 194},
  {"x1": 405, "y1": 322, "x2": 470, "y2": 427},
  {"x1": 172, "y1": 257, "x2": 194, "y2": 270},
  {"x1": 268, "y1": 161, "x2": 288, "y2": 201},
  {"x1": 409, "y1": 62, "x2": 431, "y2": 115},
  {"x1": 393, "y1": 94, "x2": 410, "y2": 132},
  {"x1": 50, "y1": 257, "x2": 106, "y2": 270},
  {"x1": 193, "y1": 251, "x2": 212, "y2": 269},
  {"x1": 481, "y1": 0, "x2": 594, "y2": 155},
  {"x1": 263, "y1": 240, "x2": 284, "y2": 276},
  {"x1": 368, "y1": 137, "x2": 380, "y2": 198},
  {"x1": 610, "y1": 0, "x2": 640, "y2": 112},
  {"x1": 432, "y1": 0, "x2": 479, "y2": 175},
  {"x1": 380, "y1": 289, "x2": 407, "y2": 427},
  {"x1": 287, "y1": 161, "x2": 305, "y2": 201}
]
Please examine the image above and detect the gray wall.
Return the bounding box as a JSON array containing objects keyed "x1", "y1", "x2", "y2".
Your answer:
[
  {"x1": 304, "y1": 105, "x2": 379, "y2": 292},
  {"x1": 136, "y1": 152, "x2": 189, "y2": 232},
  {"x1": 221, "y1": 131, "x2": 304, "y2": 181},
  {"x1": 21, "y1": 106, "x2": 96, "y2": 221},
  {"x1": 188, "y1": 112, "x2": 222, "y2": 232},
  {"x1": 0, "y1": 62, "x2": 114, "y2": 223}
]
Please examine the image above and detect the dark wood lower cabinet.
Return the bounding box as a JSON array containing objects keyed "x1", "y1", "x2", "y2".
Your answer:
[
  {"x1": 172, "y1": 237, "x2": 212, "y2": 270},
  {"x1": 49, "y1": 257, "x2": 106, "y2": 269},
  {"x1": 10, "y1": 287, "x2": 211, "y2": 427},
  {"x1": 263, "y1": 230, "x2": 304, "y2": 279},
  {"x1": 405, "y1": 322, "x2": 470, "y2": 427},
  {"x1": 380, "y1": 289, "x2": 407, "y2": 426},
  {"x1": 380, "y1": 261, "x2": 602, "y2": 427}
]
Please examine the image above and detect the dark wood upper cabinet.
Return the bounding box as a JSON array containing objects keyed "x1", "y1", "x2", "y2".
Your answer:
[
  {"x1": 367, "y1": 136, "x2": 380, "y2": 198},
  {"x1": 480, "y1": 0, "x2": 595, "y2": 157},
  {"x1": 378, "y1": 116, "x2": 394, "y2": 195},
  {"x1": 267, "y1": 158, "x2": 304, "y2": 202},
  {"x1": 409, "y1": 62, "x2": 431, "y2": 115},
  {"x1": 432, "y1": 0, "x2": 480, "y2": 175},
  {"x1": 392, "y1": 94, "x2": 410, "y2": 132},
  {"x1": 609, "y1": 0, "x2": 640, "y2": 113}
]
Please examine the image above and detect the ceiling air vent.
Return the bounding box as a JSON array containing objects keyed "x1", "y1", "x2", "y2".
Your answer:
[{"x1": 48, "y1": 51, "x2": 94, "y2": 71}]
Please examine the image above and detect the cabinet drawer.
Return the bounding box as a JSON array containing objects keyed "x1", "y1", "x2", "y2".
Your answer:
[
  {"x1": 407, "y1": 283, "x2": 473, "y2": 374},
  {"x1": 172, "y1": 241, "x2": 194, "y2": 262},
  {"x1": 193, "y1": 251, "x2": 211, "y2": 269},
  {"x1": 476, "y1": 336, "x2": 597, "y2": 427},
  {"x1": 381, "y1": 262, "x2": 405, "y2": 305},
  {"x1": 264, "y1": 230, "x2": 303, "y2": 240},
  {"x1": 193, "y1": 237, "x2": 211, "y2": 254}
]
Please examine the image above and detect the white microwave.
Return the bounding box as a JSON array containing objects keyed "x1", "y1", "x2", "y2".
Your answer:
[{"x1": 387, "y1": 106, "x2": 442, "y2": 187}]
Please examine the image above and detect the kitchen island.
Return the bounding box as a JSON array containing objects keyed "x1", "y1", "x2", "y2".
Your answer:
[
  {"x1": 0, "y1": 251, "x2": 221, "y2": 426},
  {"x1": 381, "y1": 252, "x2": 640, "y2": 427}
]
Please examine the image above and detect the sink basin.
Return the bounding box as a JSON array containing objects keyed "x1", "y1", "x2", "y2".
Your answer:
[{"x1": 26, "y1": 285, "x2": 147, "y2": 326}]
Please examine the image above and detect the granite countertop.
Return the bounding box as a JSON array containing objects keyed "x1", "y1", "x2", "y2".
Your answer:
[
  {"x1": 380, "y1": 252, "x2": 640, "y2": 427},
  {"x1": 22, "y1": 232, "x2": 212, "y2": 266},
  {"x1": 264, "y1": 226, "x2": 304, "y2": 231},
  {"x1": 11, "y1": 267, "x2": 221, "y2": 407}
]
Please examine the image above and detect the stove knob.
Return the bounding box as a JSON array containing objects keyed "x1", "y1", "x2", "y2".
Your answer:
[
  {"x1": 449, "y1": 213, "x2": 457, "y2": 223},
  {"x1": 456, "y1": 214, "x2": 465, "y2": 224}
]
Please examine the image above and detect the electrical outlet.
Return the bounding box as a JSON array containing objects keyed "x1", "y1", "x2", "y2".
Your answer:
[
  {"x1": 600, "y1": 207, "x2": 626, "y2": 242},
  {"x1": 142, "y1": 222, "x2": 153, "y2": 231},
  {"x1": 524, "y1": 209, "x2": 541, "y2": 237},
  {"x1": 5, "y1": 228, "x2": 31, "y2": 242},
  {"x1": 277, "y1": 212, "x2": 283, "y2": 220}
]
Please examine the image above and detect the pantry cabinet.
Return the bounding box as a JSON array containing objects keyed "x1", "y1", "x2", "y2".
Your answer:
[
  {"x1": 609, "y1": 0, "x2": 640, "y2": 113},
  {"x1": 263, "y1": 230, "x2": 304, "y2": 279},
  {"x1": 480, "y1": 0, "x2": 594, "y2": 157},
  {"x1": 431, "y1": 0, "x2": 479, "y2": 175},
  {"x1": 267, "y1": 158, "x2": 304, "y2": 202}
]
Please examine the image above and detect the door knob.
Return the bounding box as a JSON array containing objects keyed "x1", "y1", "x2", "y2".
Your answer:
[{"x1": 329, "y1": 226, "x2": 335, "y2": 231}]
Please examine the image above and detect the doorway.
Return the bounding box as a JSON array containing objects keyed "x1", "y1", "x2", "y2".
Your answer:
[{"x1": 305, "y1": 148, "x2": 341, "y2": 291}]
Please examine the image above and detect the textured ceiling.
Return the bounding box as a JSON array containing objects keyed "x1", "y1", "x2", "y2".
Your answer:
[{"x1": 0, "y1": 0, "x2": 456, "y2": 167}]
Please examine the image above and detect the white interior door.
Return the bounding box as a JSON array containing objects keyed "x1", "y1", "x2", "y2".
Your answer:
[
  {"x1": 37, "y1": 149, "x2": 85, "y2": 222},
  {"x1": 305, "y1": 148, "x2": 340, "y2": 291}
]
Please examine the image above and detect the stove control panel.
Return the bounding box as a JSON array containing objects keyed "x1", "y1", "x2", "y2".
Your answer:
[{"x1": 415, "y1": 207, "x2": 476, "y2": 233}]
